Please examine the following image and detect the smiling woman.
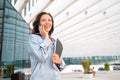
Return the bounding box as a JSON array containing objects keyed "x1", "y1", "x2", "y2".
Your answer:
[{"x1": 28, "y1": 12, "x2": 65, "y2": 80}]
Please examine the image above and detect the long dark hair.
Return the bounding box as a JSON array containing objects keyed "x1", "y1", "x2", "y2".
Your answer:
[{"x1": 32, "y1": 12, "x2": 54, "y2": 36}]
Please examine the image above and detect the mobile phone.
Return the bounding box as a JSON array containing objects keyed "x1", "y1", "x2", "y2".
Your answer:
[{"x1": 37, "y1": 23, "x2": 41, "y2": 30}]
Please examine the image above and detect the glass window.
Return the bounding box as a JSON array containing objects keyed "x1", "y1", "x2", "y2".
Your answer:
[
  {"x1": 15, "y1": 44, "x2": 23, "y2": 60},
  {"x1": 0, "y1": 25, "x2": 2, "y2": 31},
  {"x1": 4, "y1": 29, "x2": 15, "y2": 36},
  {"x1": 15, "y1": 40, "x2": 21, "y2": 43},
  {"x1": 17, "y1": 13, "x2": 23, "y2": 21},
  {"x1": 9, "y1": 33, "x2": 15, "y2": 38},
  {"x1": 24, "y1": 34, "x2": 29, "y2": 38},
  {"x1": 5, "y1": 0, "x2": 14, "y2": 9},
  {"x1": 9, "y1": 9, "x2": 16, "y2": 18},
  {"x1": 23, "y1": 45, "x2": 28, "y2": 60},
  {"x1": 2, "y1": 42, "x2": 14, "y2": 62},
  {"x1": 0, "y1": 18, "x2": 2, "y2": 23},
  {"x1": 23, "y1": 22, "x2": 29, "y2": 28},
  {"x1": 0, "y1": 0, "x2": 3, "y2": 8},
  {"x1": 3, "y1": 32, "x2": 9, "y2": 37},
  {"x1": 5, "y1": 8, "x2": 9, "y2": 15},
  {"x1": 16, "y1": 20, "x2": 24, "y2": 27},
  {"x1": 24, "y1": 29, "x2": 29, "y2": 34},
  {"x1": 4, "y1": 17, "x2": 16, "y2": 24},
  {"x1": 16, "y1": 31, "x2": 23, "y2": 36},
  {"x1": 4, "y1": 23, "x2": 15, "y2": 30},
  {"x1": 24, "y1": 37, "x2": 29, "y2": 41},
  {"x1": 16, "y1": 26, "x2": 23, "y2": 32},
  {"x1": 16, "y1": 36, "x2": 23, "y2": 40},
  {"x1": 0, "y1": 10, "x2": 3, "y2": 17}
]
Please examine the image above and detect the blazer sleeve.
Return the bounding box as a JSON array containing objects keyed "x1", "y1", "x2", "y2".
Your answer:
[
  {"x1": 59, "y1": 58, "x2": 66, "y2": 71},
  {"x1": 28, "y1": 34, "x2": 50, "y2": 63}
]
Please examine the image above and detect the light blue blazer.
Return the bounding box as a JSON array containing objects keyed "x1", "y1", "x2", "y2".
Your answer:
[{"x1": 28, "y1": 33, "x2": 65, "y2": 80}]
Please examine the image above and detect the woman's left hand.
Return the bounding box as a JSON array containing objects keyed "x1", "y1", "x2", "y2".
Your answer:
[{"x1": 52, "y1": 53, "x2": 62, "y2": 65}]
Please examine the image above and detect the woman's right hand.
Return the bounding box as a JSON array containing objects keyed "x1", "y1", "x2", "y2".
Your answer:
[
  {"x1": 39, "y1": 25, "x2": 49, "y2": 38},
  {"x1": 52, "y1": 53, "x2": 62, "y2": 65}
]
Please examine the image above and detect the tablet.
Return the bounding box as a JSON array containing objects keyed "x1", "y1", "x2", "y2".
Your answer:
[{"x1": 55, "y1": 39, "x2": 63, "y2": 57}]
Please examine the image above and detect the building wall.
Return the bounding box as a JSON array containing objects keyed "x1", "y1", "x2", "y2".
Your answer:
[
  {"x1": 0, "y1": 0, "x2": 29, "y2": 70},
  {"x1": 63, "y1": 56, "x2": 120, "y2": 65}
]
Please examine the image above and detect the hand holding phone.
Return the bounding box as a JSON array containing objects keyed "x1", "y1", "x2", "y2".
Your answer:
[{"x1": 38, "y1": 24, "x2": 49, "y2": 38}]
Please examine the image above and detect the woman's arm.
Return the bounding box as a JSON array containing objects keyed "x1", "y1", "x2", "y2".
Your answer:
[{"x1": 28, "y1": 34, "x2": 50, "y2": 63}]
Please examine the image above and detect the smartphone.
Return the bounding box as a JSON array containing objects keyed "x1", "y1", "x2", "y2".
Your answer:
[{"x1": 37, "y1": 23, "x2": 41, "y2": 30}]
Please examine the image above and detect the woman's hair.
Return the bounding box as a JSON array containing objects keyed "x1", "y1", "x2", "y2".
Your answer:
[{"x1": 32, "y1": 12, "x2": 54, "y2": 36}]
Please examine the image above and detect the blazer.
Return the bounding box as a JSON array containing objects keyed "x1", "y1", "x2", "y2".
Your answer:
[{"x1": 28, "y1": 34, "x2": 65, "y2": 80}]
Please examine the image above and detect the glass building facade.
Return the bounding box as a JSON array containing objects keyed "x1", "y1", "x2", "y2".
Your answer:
[
  {"x1": 63, "y1": 56, "x2": 120, "y2": 65},
  {"x1": 0, "y1": 0, "x2": 29, "y2": 73}
]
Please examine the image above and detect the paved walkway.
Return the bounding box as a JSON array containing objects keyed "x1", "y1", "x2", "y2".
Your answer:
[
  {"x1": 2, "y1": 71, "x2": 120, "y2": 80},
  {"x1": 61, "y1": 71, "x2": 120, "y2": 80}
]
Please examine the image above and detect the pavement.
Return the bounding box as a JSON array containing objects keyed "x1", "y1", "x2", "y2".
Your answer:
[
  {"x1": 2, "y1": 71, "x2": 120, "y2": 80},
  {"x1": 61, "y1": 71, "x2": 120, "y2": 80}
]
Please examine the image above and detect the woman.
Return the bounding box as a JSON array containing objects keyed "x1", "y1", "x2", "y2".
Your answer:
[
  {"x1": 28, "y1": 12, "x2": 65, "y2": 80},
  {"x1": 92, "y1": 67, "x2": 96, "y2": 77}
]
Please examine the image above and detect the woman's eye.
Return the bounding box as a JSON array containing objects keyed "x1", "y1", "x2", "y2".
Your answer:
[
  {"x1": 48, "y1": 19, "x2": 51, "y2": 22},
  {"x1": 41, "y1": 19, "x2": 45, "y2": 22}
]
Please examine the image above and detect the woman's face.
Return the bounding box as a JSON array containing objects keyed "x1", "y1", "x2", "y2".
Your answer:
[{"x1": 40, "y1": 14, "x2": 52, "y2": 32}]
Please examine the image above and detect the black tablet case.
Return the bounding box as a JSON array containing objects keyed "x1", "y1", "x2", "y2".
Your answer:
[
  {"x1": 55, "y1": 39, "x2": 63, "y2": 57},
  {"x1": 55, "y1": 39, "x2": 63, "y2": 70}
]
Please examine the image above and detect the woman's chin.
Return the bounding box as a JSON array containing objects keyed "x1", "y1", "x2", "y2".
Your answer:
[{"x1": 45, "y1": 29, "x2": 50, "y2": 32}]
